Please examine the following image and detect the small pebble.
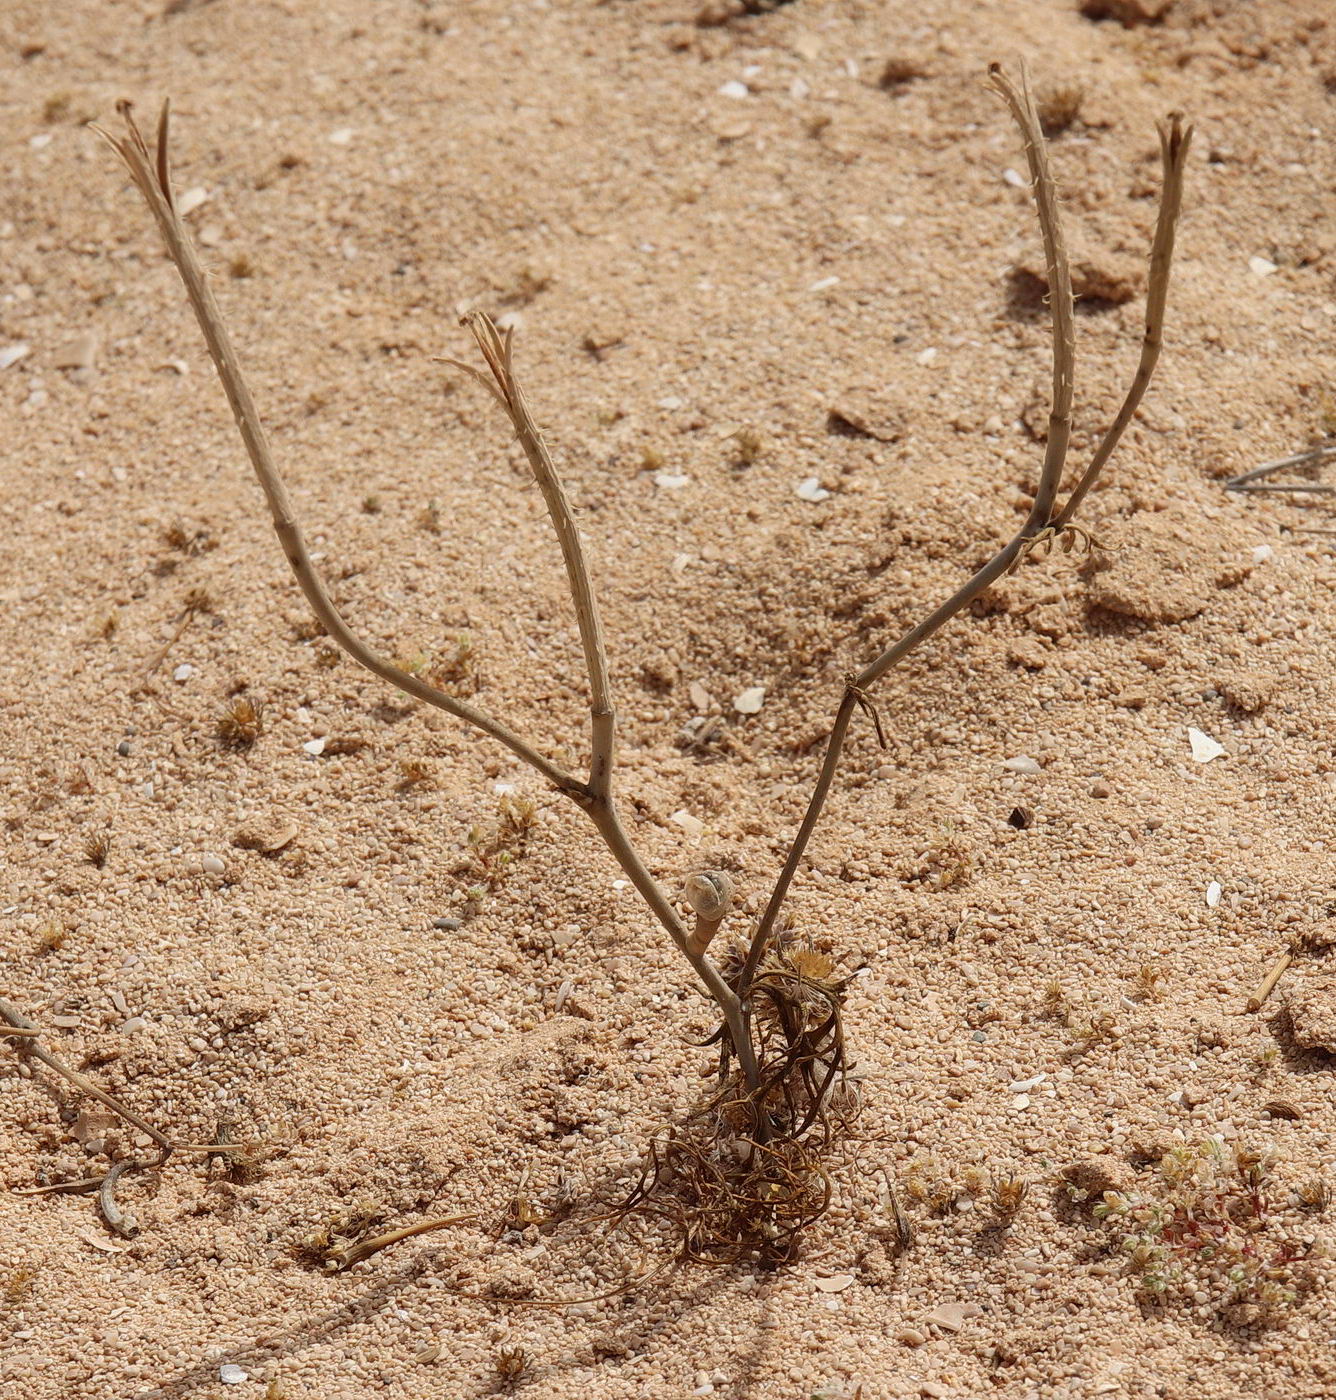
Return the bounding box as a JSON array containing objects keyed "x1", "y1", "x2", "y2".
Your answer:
[
  {"x1": 653, "y1": 471, "x2": 690, "y2": 490},
  {"x1": 926, "y1": 1301, "x2": 983, "y2": 1332},
  {"x1": 1089, "y1": 781, "x2": 1110, "y2": 798},
  {"x1": 219, "y1": 1364, "x2": 247, "y2": 1385},
  {"x1": 718, "y1": 79, "x2": 749, "y2": 99},
  {"x1": 302, "y1": 737, "x2": 327, "y2": 756},
  {"x1": 172, "y1": 663, "x2": 194, "y2": 683},
  {"x1": 670, "y1": 809, "x2": 704, "y2": 840},
  {"x1": 1002, "y1": 167, "x2": 1026, "y2": 188},
  {"x1": 1248, "y1": 254, "x2": 1278, "y2": 276},
  {"x1": 432, "y1": 917, "x2": 463, "y2": 931},
  {"x1": 897, "y1": 1327, "x2": 926, "y2": 1347},
  {"x1": 327, "y1": 128, "x2": 353, "y2": 145},
  {"x1": 733, "y1": 686, "x2": 766, "y2": 714},
  {"x1": 201, "y1": 854, "x2": 225, "y2": 876},
  {"x1": 116, "y1": 739, "x2": 132, "y2": 757},
  {"x1": 1252, "y1": 544, "x2": 1273, "y2": 564},
  {"x1": 53, "y1": 332, "x2": 98, "y2": 372},
  {"x1": 177, "y1": 186, "x2": 209, "y2": 216},
  {"x1": 0, "y1": 343, "x2": 31, "y2": 370}
]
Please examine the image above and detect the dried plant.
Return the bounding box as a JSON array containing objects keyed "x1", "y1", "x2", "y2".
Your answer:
[
  {"x1": 35, "y1": 917, "x2": 69, "y2": 954},
  {"x1": 88, "y1": 68, "x2": 1190, "y2": 1259},
  {"x1": 494, "y1": 1347, "x2": 530, "y2": 1387},
  {"x1": 992, "y1": 1173, "x2": 1029, "y2": 1222},
  {"x1": 83, "y1": 830, "x2": 112, "y2": 868},
  {"x1": 216, "y1": 695, "x2": 265, "y2": 749}
]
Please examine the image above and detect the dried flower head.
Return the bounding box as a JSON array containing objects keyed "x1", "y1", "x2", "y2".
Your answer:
[
  {"x1": 495, "y1": 1347, "x2": 529, "y2": 1386},
  {"x1": 83, "y1": 830, "x2": 112, "y2": 868},
  {"x1": 1134, "y1": 963, "x2": 1166, "y2": 1002},
  {"x1": 1295, "y1": 1177, "x2": 1330, "y2": 1213},
  {"x1": 1036, "y1": 84, "x2": 1083, "y2": 136},
  {"x1": 397, "y1": 759, "x2": 436, "y2": 789},
  {"x1": 36, "y1": 917, "x2": 68, "y2": 954},
  {"x1": 217, "y1": 696, "x2": 265, "y2": 749},
  {"x1": 992, "y1": 1173, "x2": 1028, "y2": 1221}
]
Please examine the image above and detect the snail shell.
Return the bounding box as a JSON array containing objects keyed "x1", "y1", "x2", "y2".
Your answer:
[{"x1": 684, "y1": 870, "x2": 734, "y2": 924}]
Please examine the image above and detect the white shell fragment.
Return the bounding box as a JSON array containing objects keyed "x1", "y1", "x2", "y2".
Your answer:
[
  {"x1": 1188, "y1": 727, "x2": 1226, "y2": 763},
  {"x1": 0, "y1": 343, "x2": 31, "y2": 370},
  {"x1": 813, "y1": 1272, "x2": 856, "y2": 1293},
  {"x1": 719, "y1": 80, "x2": 749, "y2": 99},
  {"x1": 670, "y1": 809, "x2": 704, "y2": 840},
  {"x1": 733, "y1": 686, "x2": 766, "y2": 714},
  {"x1": 219, "y1": 1364, "x2": 248, "y2": 1385},
  {"x1": 1248, "y1": 255, "x2": 1278, "y2": 277},
  {"x1": 302, "y1": 737, "x2": 327, "y2": 756},
  {"x1": 1206, "y1": 880, "x2": 1223, "y2": 908},
  {"x1": 926, "y1": 1301, "x2": 983, "y2": 1332},
  {"x1": 172, "y1": 663, "x2": 194, "y2": 683},
  {"x1": 1003, "y1": 754, "x2": 1042, "y2": 775},
  {"x1": 177, "y1": 186, "x2": 210, "y2": 216},
  {"x1": 653, "y1": 471, "x2": 690, "y2": 490},
  {"x1": 1009, "y1": 1073, "x2": 1047, "y2": 1094},
  {"x1": 795, "y1": 476, "x2": 830, "y2": 503}
]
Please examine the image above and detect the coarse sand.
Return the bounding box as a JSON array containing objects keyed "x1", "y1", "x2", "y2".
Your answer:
[{"x1": 2, "y1": 1, "x2": 1336, "y2": 1398}]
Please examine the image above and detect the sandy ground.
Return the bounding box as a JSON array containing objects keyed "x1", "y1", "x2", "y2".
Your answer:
[{"x1": 3, "y1": 0, "x2": 1336, "y2": 1397}]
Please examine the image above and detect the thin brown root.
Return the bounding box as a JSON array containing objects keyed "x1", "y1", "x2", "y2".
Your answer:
[{"x1": 12, "y1": 1176, "x2": 107, "y2": 1198}]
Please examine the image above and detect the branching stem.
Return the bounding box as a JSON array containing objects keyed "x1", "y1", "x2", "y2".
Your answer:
[
  {"x1": 741, "y1": 70, "x2": 1191, "y2": 996},
  {"x1": 94, "y1": 103, "x2": 756, "y2": 1090}
]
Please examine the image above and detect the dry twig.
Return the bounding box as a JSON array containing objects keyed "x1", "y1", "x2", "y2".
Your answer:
[
  {"x1": 1246, "y1": 950, "x2": 1293, "y2": 1013},
  {"x1": 1224, "y1": 444, "x2": 1336, "y2": 495},
  {"x1": 0, "y1": 995, "x2": 173, "y2": 1154}
]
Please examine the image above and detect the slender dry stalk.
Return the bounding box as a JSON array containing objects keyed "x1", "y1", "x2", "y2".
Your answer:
[
  {"x1": 739, "y1": 69, "x2": 1191, "y2": 997},
  {"x1": 1246, "y1": 949, "x2": 1292, "y2": 1013},
  {"x1": 0, "y1": 995, "x2": 173, "y2": 1154},
  {"x1": 93, "y1": 102, "x2": 757, "y2": 1091},
  {"x1": 1224, "y1": 444, "x2": 1336, "y2": 495}
]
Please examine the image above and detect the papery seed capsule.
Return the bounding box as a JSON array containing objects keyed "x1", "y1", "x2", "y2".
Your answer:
[{"x1": 685, "y1": 870, "x2": 734, "y2": 924}]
